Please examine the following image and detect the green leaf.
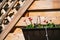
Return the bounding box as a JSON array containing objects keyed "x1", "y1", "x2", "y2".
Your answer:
[
  {"x1": 38, "y1": 24, "x2": 43, "y2": 28},
  {"x1": 26, "y1": 24, "x2": 34, "y2": 29},
  {"x1": 46, "y1": 23, "x2": 55, "y2": 28}
]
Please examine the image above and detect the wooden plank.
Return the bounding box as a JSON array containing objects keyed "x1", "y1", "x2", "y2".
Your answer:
[
  {"x1": 53, "y1": 0, "x2": 60, "y2": 8},
  {"x1": 24, "y1": 12, "x2": 29, "y2": 17},
  {"x1": 28, "y1": 0, "x2": 60, "y2": 10},
  {"x1": 0, "y1": 0, "x2": 18, "y2": 23},
  {"x1": 28, "y1": 11, "x2": 60, "y2": 17},
  {"x1": 0, "y1": 0, "x2": 34, "y2": 40},
  {"x1": 0, "y1": 0, "x2": 7, "y2": 10}
]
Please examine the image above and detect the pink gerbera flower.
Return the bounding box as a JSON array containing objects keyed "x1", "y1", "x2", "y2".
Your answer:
[
  {"x1": 28, "y1": 17, "x2": 33, "y2": 24},
  {"x1": 28, "y1": 17, "x2": 32, "y2": 21},
  {"x1": 43, "y1": 20, "x2": 48, "y2": 23}
]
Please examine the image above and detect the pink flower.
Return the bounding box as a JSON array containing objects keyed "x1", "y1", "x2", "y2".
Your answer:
[
  {"x1": 28, "y1": 17, "x2": 33, "y2": 24},
  {"x1": 43, "y1": 20, "x2": 48, "y2": 23},
  {"x1": 46, "y1": 21, "x2": 48, "y2": 23},
  {"x1": 43, "y1": 20, "x2": 46, "y2": 23},
  {"x1": 28, "y1": 17, "x2": 32, "y2": 21}
]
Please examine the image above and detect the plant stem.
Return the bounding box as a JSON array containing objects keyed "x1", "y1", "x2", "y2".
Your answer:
[{"x1": 38, "y1": 16, "x2": 41, "y2": 24}]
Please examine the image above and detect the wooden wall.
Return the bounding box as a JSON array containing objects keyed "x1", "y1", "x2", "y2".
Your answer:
[
  {"x1": 16, "y1": 0, "x2": 60, "y2": 26},
  {"x1": 29, "y1": 0, "x2": 60, "y2": 10},
  {"x1": 5, "y1": 0, "x2": 60, "y2": 40}
]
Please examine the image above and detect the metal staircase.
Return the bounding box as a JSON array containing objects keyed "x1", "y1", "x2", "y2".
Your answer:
[{"x1": 0, "y1": 0, "x2": 34, "y2": 40}]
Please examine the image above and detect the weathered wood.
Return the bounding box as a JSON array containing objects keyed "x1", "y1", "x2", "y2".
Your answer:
[
  {"x1": 0, "y1": 0, "x2": 7, "y2": 10},
  {"x1": 28, "y1": 11, "x2": 60, "y2": 17},
  {"x1": 0, "y1": 0, "x2": 34, "y2": 40},
  {"x1": 28, "y1": 0, "x2": 60, "y2": 10},
  {"x1": 0, "y1": 0, "x2": 18, "y2": 23}
]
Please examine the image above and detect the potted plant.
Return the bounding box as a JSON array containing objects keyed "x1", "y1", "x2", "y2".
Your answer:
[
  {"x1": 43, "y1": 20, "x2": 55, "y2": 28},
  {"x1": 23, "y1": 17, "x2": 34, "y2": 29},
  {"x1": 22, "y1": 17, "x2": 60, "y2": 40}
]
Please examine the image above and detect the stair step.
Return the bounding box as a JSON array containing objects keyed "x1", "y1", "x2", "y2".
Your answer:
[{"x1": 5, "y1": 28, "x2": 25, "y2": 40}]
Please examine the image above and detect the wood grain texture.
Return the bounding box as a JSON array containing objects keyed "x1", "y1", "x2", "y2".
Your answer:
[
  {"x1": 52, "y1": 0, "x2": 60, "y2": 8},
  {"x1": 28, "y1": 0, "x2": 60, "y2": 10},
  {"x1": 0, "y1": 0, "x2": 18, "y2": 22},
  {"x1": 0, "y1": 0, "x2": 6, "y2": 10},
  {"x1": 0, "y1": 0, "x2": 34, "y2": 40},
  {"x1": 29, "y1": 11, "x2": 60, "y2": 17}
]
